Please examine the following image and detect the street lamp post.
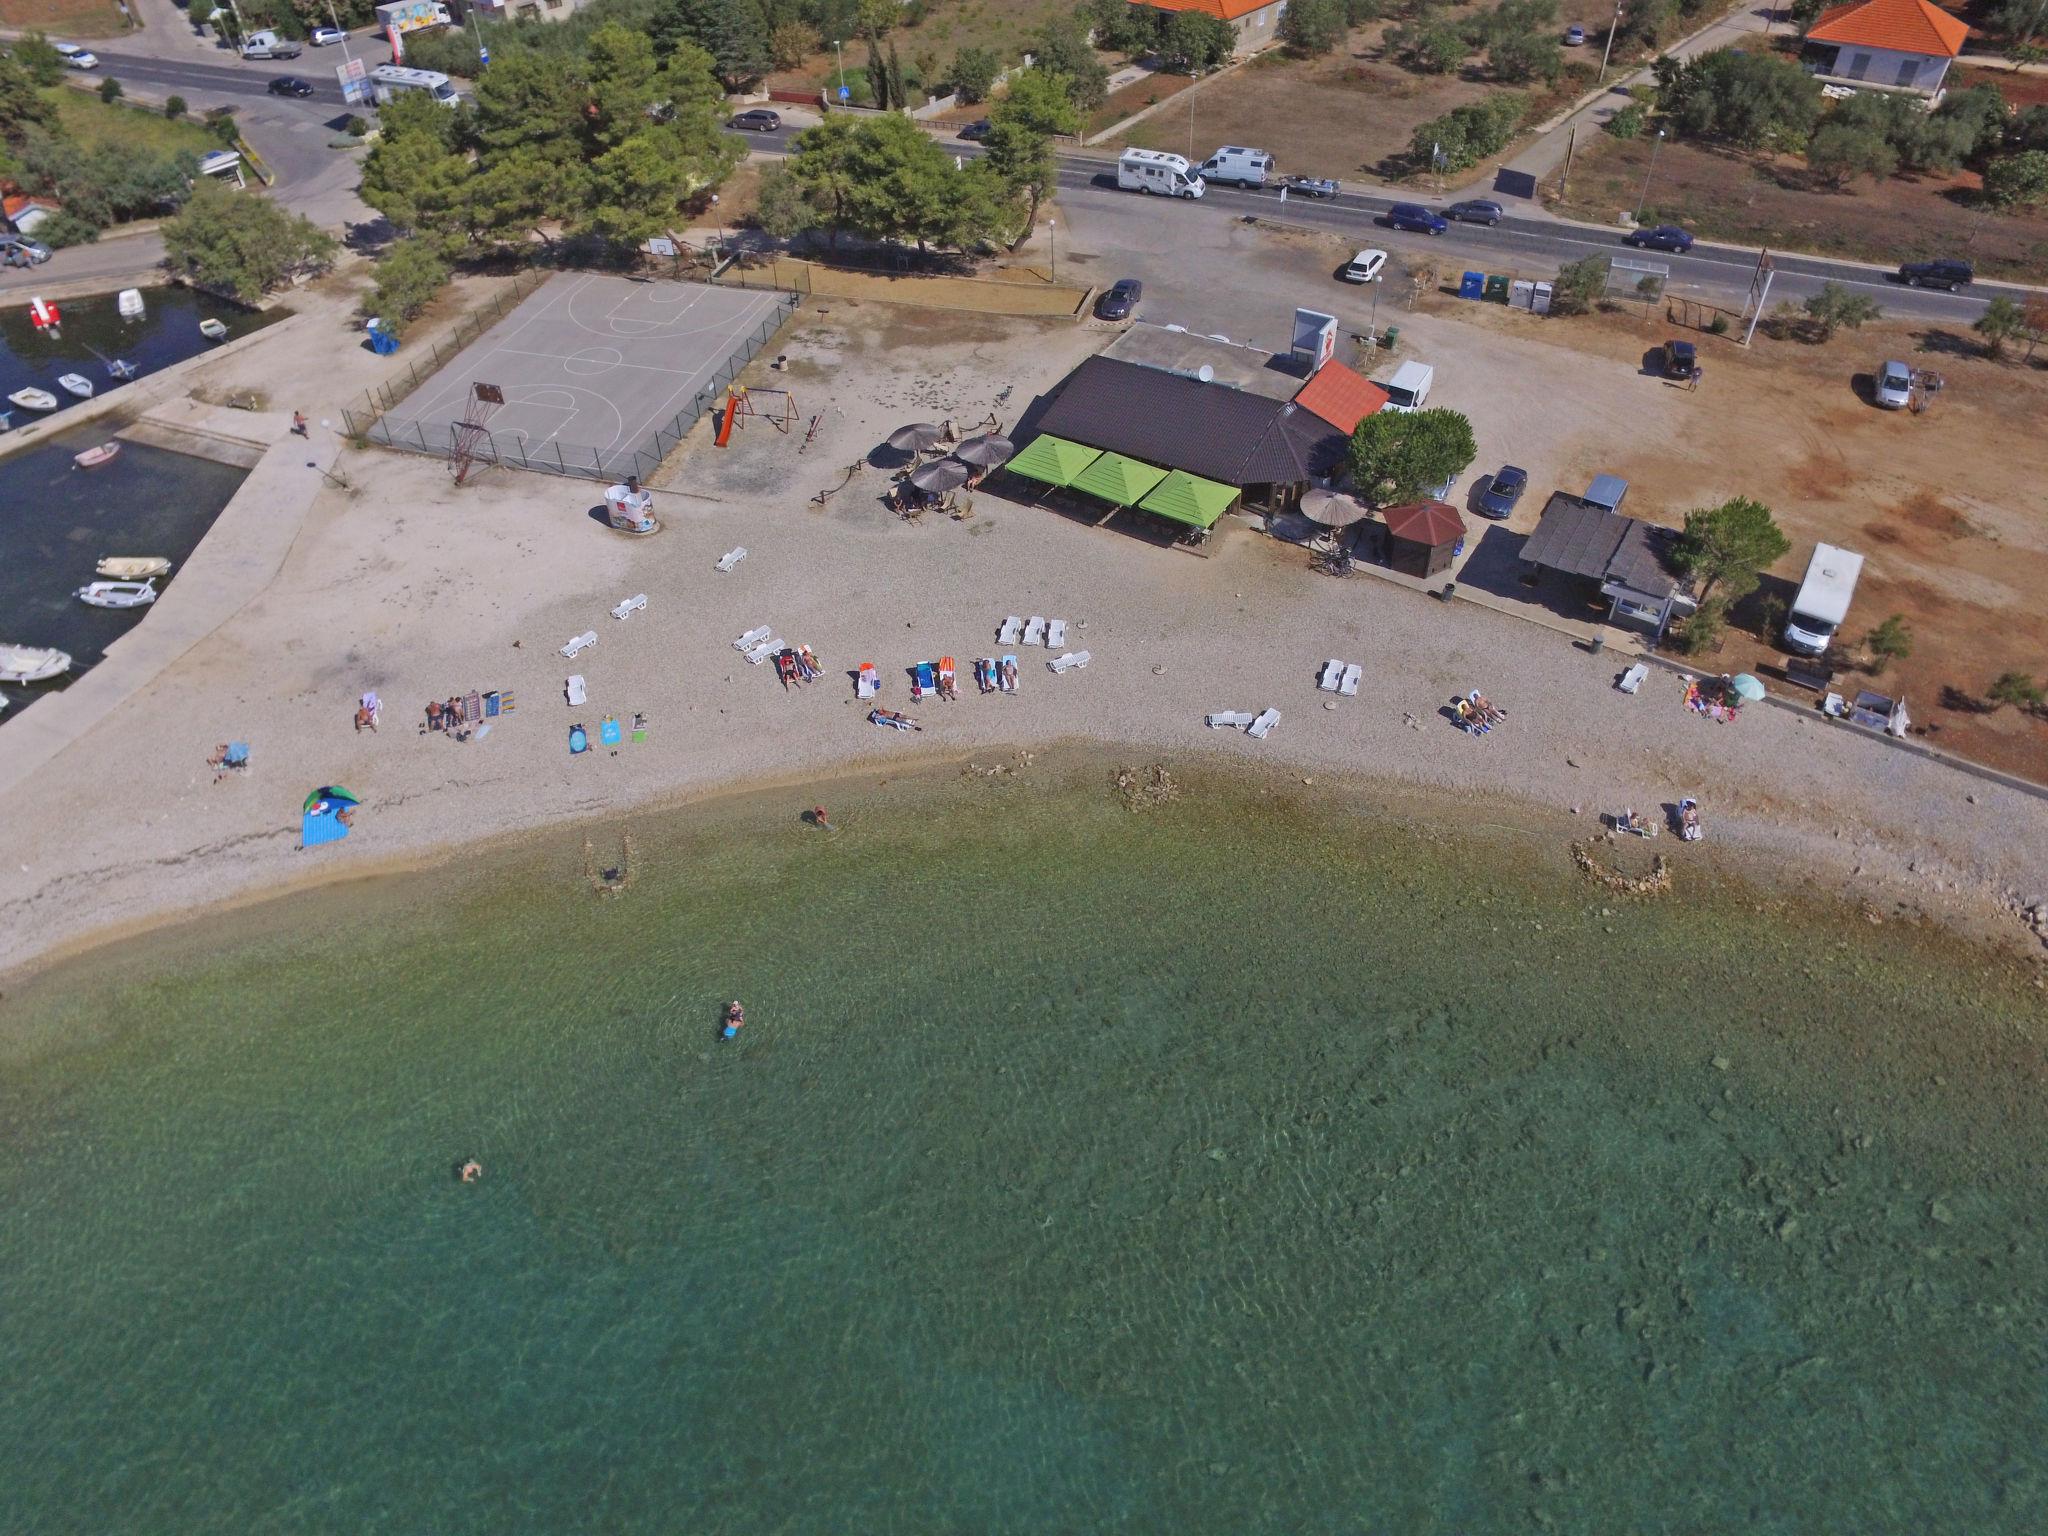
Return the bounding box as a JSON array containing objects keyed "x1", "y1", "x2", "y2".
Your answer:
[
  {"x1": 833, "y1": 39, "x2": 845, "y2": 104},
  {"x1": 1369, "y1": 273, "x2": 1382, "y2": 336},
  {"x1": 1048, "y1": 217, "x2": 1056, "y2": 285},
  {"x1": 1596, "y1": 0, "x2": 1625, "y2": 86},
  {"x1": 323, "y1": 0, "x2": 353, "y2": 68},
  {"x1": 1635, "y1": 128, "x2": 1665, "y2": 223}
]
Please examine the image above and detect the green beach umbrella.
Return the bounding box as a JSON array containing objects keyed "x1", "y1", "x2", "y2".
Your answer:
[
  {"x1": 1070, "y1": 451, "x2": 1168, "y2": 509},
  {"x1": 1730, "y1": 674, "x2": 1766, "y2": 703},
  {"x1": 1139, "y1": 470, "x2": 1238, "y2": 529},
  {"x1": 1005, "y1": 434, "x2": 1101, "y2": 489},
  {"x1": 305, "y1": 785, "x2": 362, "y2": 811}
]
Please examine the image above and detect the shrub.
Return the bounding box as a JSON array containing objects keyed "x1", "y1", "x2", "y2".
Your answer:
[
  {"x1": 1806, "y1": 122, "x2": 1898, "y2": 189},
  {"x1": 1409, "y1": 93, "x2": 1526, "y2": 173},
  {"x1": 165, "y1": 95, "x2": 188, "y2": 118},
  {"x1": 1489, "y1": 32, "x2": 1561, "y2": 86},
  {"x1": 366, "y1": 236, "x2": 450, "y2": 338},
  {"x1": 346, "y1": 115, "x2": 370, "y2": 137},
  {"x1": 1653, "y1": 47, "x2": 1821, "y2": 150},
  {"x1": 1987, "y1": 671, "x2": 2045, "y2": 710},
  {"x1": 1607, "y1": 102, "x2": 1646, "y2": 140},
  {"x1": 1984, "y1": 149, "x2": 2048, "y2": 210},
  {"x1": 1975, "y1": 295, "x2": 2026, "y2": 358},
  {"x1": 1548, "y1": 253, "x2": 1609, "y2": 315},
  {"x1": 1674, "y1": 596, "x2": 1728, "y2": 655},
  {"x1": 99, "y1": 77, "x2": 123, "y2": 103},
  {"x1": 1706, "y1": 312, "x2": 1729, "y2": 335},
  {"x1": 1281, "y1": 0, "x2": 1348, "y2": 56},
  {"x1": 1802, "y1": 280, "x2": 1881, "y2": 339},
  {"x1": 950, "y1": 45, "x2": 998, "y2": 104},
  {"x1": 1865, "y1": 614, "x2": 1912, "y2": 672}
]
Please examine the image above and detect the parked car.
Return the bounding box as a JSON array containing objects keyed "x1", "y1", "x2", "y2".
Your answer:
[
  {"x1": 728, "y1": 108, "x2": 781, "y2": 132},
  {"x1": 1477, "y1": 465, "x2": 1527, "y2": 520},
  {"x1": 310, "y1": 26, "x2": 349, "y2": 46},
  {"x1": 1278, "y1": 174, "x2": 1339, "y2": 198},
  {"x1": 1895, "y1": 257, "x2": 1972, "y2": 291},
  {"x1": 1662, "y1": 339, "x2": 1697, "y2": 378},
  {"x1": 1625, "y1": 224, "x2": 1694, "y2": 253},
  {"x1": 1874, "y1": 360, "x2": 1914, "y2": 409},
  {"x1": 1564, "y1": 25, "x2": 1587, "y2": 45},
  {"x1": 1339, "y1": 248, "x2": 1389, "y2": 284},
  {"x1": 54, "y1": 42, "x2": 99, "y2": 69},
  {"x1": 1096, "y1": 277, "x2": 1142, "y2": 321},
  {"x1": 957, "y1": 118, "x2": 992, "y2": 141},
  {"x1": 268, "y1": 75, "x2": 315, "y2": 98},
  {"x1": 1445, "y1": 198, "x2": 1503, "y2": 226},
  {"x1": 1384, "y1": 202, "x2": 1448, "y2": 235},
  {"x1": 0, "y1": 235, "x2": 52, "y2": 267}
]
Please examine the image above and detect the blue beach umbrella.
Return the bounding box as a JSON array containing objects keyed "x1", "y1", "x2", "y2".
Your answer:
[{"x1": 1730, "y1": 674, "x2": 1766, "y2": 703}]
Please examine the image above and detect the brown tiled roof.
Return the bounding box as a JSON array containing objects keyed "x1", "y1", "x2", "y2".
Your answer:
[
  {"x1": 1806, "y1": 0, "x2": 1968, "y2": 57},
  {"x1": 1381, "y1": 500, "x2": 1465, "y2": 548},
  {"x1": 1293, "y1": 361, "x2": 1389, "y2": 434}
]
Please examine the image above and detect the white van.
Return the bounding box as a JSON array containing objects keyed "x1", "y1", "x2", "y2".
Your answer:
[
  {"x1": 1377, "y1": 360, "x2": 1434, "y2": 413},
  {"x1": 370, "y1": 64, "x2": 460, "y2": 106},
  {"x1": 1117, "y1": 148, "x2": 1204, "y2": 199},
  {"x1": 1198, "y1": 146, "x2": 1273, "y2": 188},
  {"x1": 1783, "y1": 543, "x2": 1864, "y2": 657}
]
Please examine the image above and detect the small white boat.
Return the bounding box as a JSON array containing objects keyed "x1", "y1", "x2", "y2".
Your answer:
[
  {"x1": 57, "y1": 373, "x2": 93, "y2": 400},
  {"x1": 0, "y1": 644, "x2": 72, "y2": 684},
  {"x1": 74, "y1": 442, "x2": 121, "y2": 469},
  {"x1": 117, "y1": 287, "x2": 145, "y2": 319},
  {"x1": 76, "y1": 579, "x2": 158, "y2": 610},
  {"x1": 199, "y1": 318, "x2": 229, "y2": 341},
  {"x1": 7, "y1": 387, "x2": 57, "y2": 412},
  {"x1": 107, "y1": 359, "x2": 138, "y2": 380},
  {"x1": 97, "y1": 555, "x2": 171, "y2": 580}
]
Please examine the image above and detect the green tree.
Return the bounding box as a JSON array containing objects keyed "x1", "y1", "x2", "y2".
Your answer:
[
  {"x1": 1388, "y1": 22, "x2": 1467, "y2": 74},
  {"x1": 98, "y1": 76, "x2": 124, "y2": 104},
  {"x1": 1549, "y1": 253, "x2": 1609, "y2": 315},
  {"x1": 1084, "y1": 0, "x2": 1160, "y2": 54},
  {"x1": 1281, "y1": 0, "x2": 1347, "y2": 55},
  {"x1": 753, "y1": 163, "x2": 822, "y2": 238},
  {"x1": 1974, "y1": 294, "x2": 2027, "y2": 359},
  {"x1": 1801, "y1": 281, "x2": 1881, "y2": 340},
  {"x1": 586, "y1": 130, "x2": 698, "y2": 244},
  {"x1": 1987, "y1": 671, "x2": 2045, "y2": 710},
  {"x1": 951, "y1": 45, "x2": 999, "y2": 103},
  {"x1": 360, "y1": 91, "x2": 472, "y2": 250},
  {"x1": 1990, "y1": 0, "x2": 2046, "y2": 42},
  {"x1": 783, "y1": 115, "x2": 866, "y2": 245},
  {"x1": 365, "y1": 235, "x2": 450, "y2": 337},
  {"x1": 1674, "y1": 594, "x2": 1729, "y2": 656},
  {"x1": 1157, "y1": 11, "x2": 1235, "y2": 74},
  {"x1": 1345, "y1": 408, "x2": 1479, "y2": 505},
  {"x1": 0, "y1": 56, "x2": 57, "y2": 144},
  {"x1": 1670, "y1": 496, "x2": 1790, "y2": 604},
  {"x1": 650, "y1": 0, "x2": 773, "y2": 92},
  {"x1": 1806, "y1": 122, "x2": 1898, "y2": 188},
  {"x1": 1032, "y1": 14, "x2": 1109, "y2": 111},
  {"x1": 986, "y1": 67, "x2": 1078, "y2": 243},
  {"x1": 1789, "y1": 0, "x2": 1828, "y2": 33},
  {"x1": 1654, "y1": 47, "x2": 1821, "y2": 150},
  {"x1": 165, "y1": 94, "x2": 188, "y2": 119},
  {"x1": 1983, "y1": 149, "x2": 2048, "y2": 209},
  {"x1": 161, "y1": 179, "x2": 336, "y2": 303},
  {"x1": 1864, "y1": 614, "x2": 1912, "y2": 673},
  {"x1": 1488, "y1": 31, "x2": 1560, "y2": 85},
  {"x1": 769, "y1": 19, "x2": 815, "y2": 71},
  {"x1": 1410, "y1": 93, "x2": 1526, "y2": 172},
  {"x1": 12, "y1": 33, "x2": 65, "y2": 88}
]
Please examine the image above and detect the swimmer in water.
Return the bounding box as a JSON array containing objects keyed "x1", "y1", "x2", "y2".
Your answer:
[
  {"x1": 459, "y1": 1159, "x2": 483, "y2": 1183},
  {"x1": 722, "y1": 1001, "x2": 745, "y2": 1040},
  {"x1": 811, "y1": 806, "x2": 830, "y2": 830}
]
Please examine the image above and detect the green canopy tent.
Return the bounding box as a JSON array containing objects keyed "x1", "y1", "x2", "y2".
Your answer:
[
  {"x1": 1137, "y1": 470, "x2": 1238, "y2": 538},
  {"x1": 1069, "y1": 452, "x2": 1168, "y2": 524},
  {"x1": 1004, "y1": 434, "x2": 1102, "y2": 489}
]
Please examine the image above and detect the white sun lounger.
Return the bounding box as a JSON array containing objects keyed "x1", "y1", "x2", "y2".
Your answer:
[
  {"x1": 1048, "y1": 650, "x2": 1090, "y2": 674},
  {"x1": 566, "y1": 675, "x2": 587, "y2": 707},
  {"x1": 1023, "y1": 616, "x2": 1047, "y2": 647},
  {"x1": 745, "y1": 638, "x2": 782, "y2": 664},
  {"x1": 1207, "y1": 710, "x2": 1255, "y2": 729},
  {"x1": 716, "y1": 547, "x2": 747, "y2": 572},
  {"x1": 1617, "y1": 661, "x2": 1648, "y2": 694},
  {"x1": 1047, "y1": 619, "x2": 1067, "y2": 648},
  {"x1": 733, "y1": 625, "x2": 771, "y2": 652},
  {"x1": 1319, "y1": 659, "x2": 1344, "y2": 692},
  {"x1": 561, "y1": 630, "x2": 598, "y2": 660},
  {"x1": 1248, "y1": 708, "x2": 1280, "y2": 740},
  {"x1": 1339, "y1": 663, "x2": 1361, "y2": 696},
  {"x1": 611, "y1": 593, "x2": 647, "y2": 621},
  {"x1": 998, "y1": 616, "x2": 1023, "y2": 646}
]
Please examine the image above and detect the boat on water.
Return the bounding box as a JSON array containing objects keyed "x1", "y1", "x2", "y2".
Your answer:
[
  {"x1": 74, "y1": 442, "x2": 121, "y2": 469},
  {"x1": 107, "y1": 359, "x2": 138, "y2": 380},
  {"x1": 7, "y1": 387, "x2": 57, "y2": 412},
  {"x1": 57, "y1": 373, "x2": 94, "y2": 400},
  {"x1": 199, "y1": 318, "x2": 229, "y2": 341},
  {"x1": 97, "y1": 555, "x2": 171, "y2": 580},
  {"x1": 76, "y1": 579, "x2": 158, "y2": 610},
  {"x1": 0, "y1": 644, "x2": 72, "y2": 684},
  {"x1": 117, "y1": 287, "x2": 145, "y2": 319}
]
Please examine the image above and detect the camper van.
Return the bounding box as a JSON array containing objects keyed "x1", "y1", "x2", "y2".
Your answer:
[
  {"x1": 1783, "y1": 542, "x2": 1864, "y2": 657},
  {"x1": 1198, "y1": 146, "x2": 1274, "y2": 188},
  {"x1": 1117, "y1": 149, "x2": 1204, "y2": 200},
  {"x1": 1377, "y1": 360, "x2": 1434, "y2": 413},
  {"x1": 370, "y1": 65, "x2": 460, "y2": 106}
]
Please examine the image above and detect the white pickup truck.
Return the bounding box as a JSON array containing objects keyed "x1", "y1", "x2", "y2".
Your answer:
[{"x1": 240, "y1": 31, "x2": 303, "y2": 60}]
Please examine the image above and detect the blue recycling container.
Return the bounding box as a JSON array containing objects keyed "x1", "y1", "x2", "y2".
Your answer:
[{"x1": 1459, "y1": 271, "x2": 1485, "y2": 300}]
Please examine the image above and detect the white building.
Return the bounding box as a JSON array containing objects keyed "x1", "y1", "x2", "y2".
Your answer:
[{"x1": 1801, "y1": 0, "x2": 1971, "y2": 101}]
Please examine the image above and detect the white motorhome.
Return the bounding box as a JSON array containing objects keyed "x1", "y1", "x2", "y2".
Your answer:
[
  {"x1": 1377, "y1": 360, "x2": 1434, "y2": 413},
  {"x1": 1198, "y1": 145, "x2": 1273, "y2": 188},
  {"x1": 1117, "y1": 149, "x2": 1204, "y2": 199},
  {"x1": 370, "y1": 65, "x2": 460, "y2": 106},
  {"x1": 1783, "y1": 543, "x2": 1864, "y2": 657}
]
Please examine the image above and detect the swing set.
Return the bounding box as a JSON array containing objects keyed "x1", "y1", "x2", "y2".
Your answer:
[{"x1": 712, "y1": 385, "x2": 800, "y2": 447}]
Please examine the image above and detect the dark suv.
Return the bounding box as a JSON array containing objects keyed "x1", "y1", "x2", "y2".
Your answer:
[
  {"x1": 1896, "y1": 257, "x2": 1972, "y2": 291},
  {"x1": 1384, "y1": 202, "x2": 1448, "y2": 236}
]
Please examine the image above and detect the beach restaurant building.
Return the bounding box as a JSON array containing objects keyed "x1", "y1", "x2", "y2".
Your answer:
[
  {"x1": 1519, "y1": 491, "x2": 1696, "y2": 638},
  {"x1": 1003, "y1": 355, "x2": 1370, "y2": 542}
]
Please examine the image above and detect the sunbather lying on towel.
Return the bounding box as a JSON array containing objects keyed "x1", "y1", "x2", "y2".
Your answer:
[
  {"x1": 1000, "y1": 658, "x2": 1018, "y2": 691},
  {"x1": 869, "y1": 707, "x2": 921, "y2": 731},
  {"x1": 1468, "y1": 691, "x2": 1506, "y2": 725}
]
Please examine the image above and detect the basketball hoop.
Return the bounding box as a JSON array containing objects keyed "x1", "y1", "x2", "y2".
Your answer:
[{"x1": 451, "y1": 383, "x2": 504, "y2": 485}]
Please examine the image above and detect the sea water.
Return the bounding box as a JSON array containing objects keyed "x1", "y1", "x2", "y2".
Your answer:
[{"x1": 2, "y1": 754, "x2": 2042, "y2": 1533}]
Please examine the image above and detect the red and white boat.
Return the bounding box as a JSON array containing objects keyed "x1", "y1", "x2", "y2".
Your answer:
[{"x1": 74, "y1": 441, "x2": 121, "y2": 469}]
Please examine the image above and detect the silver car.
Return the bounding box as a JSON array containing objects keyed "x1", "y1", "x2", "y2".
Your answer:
[{"x1": 1874, "y1": 360, "x2": 1913, "y2": 410}]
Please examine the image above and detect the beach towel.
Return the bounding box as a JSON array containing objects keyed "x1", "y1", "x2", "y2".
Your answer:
[
  {"x1": 999, "y1": 654, "x2": 1019, "y2": 694},
  {"x1": 913, "y1": 662, "x2": 935, "y2": 699},
  {"x1": 466, "y1": 691, "x2": 482, "y2": 725},
  {"x1": 857, "y1": 663, "x2": 879, "y2": 699},
  {"x1": 224, "y1": 741, "x2": 250, "y2": 766},
  {"x1": 600, "y1": 716, "x2": 621, "y2": 747},
  {"x1": 632, "y1": 713, "x2": 648, "y2": 744},
  {"x1": 569, "y1": 724, "x2": 589, "y2": 755},
  {"x1": 301, "y1": 808, "x2": 349, "y2": 847},
  {"x1": 976, "y1": 658, "x2": 997, "y2": 693}
]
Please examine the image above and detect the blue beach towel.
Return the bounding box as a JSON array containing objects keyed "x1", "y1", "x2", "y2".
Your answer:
[
  {"x1": 570, "y1": 724, "x2": 589, "y2": 754},
  {"x1": 301, "y1": 808, "x2": 349, "y2": 847},
  {"x1": 600, "y1": 717, "x2": 621, "y2": 747}
]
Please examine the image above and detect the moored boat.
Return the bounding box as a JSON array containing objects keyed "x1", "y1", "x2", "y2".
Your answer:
[
  {"x1": 75, "y1": 442, "x2": 122, "y2": 469},
  {"x1": 57, "y1": 373, "x2": 93, "y2": 400},
  {"x1": 75, "y1": 580, "x2": 158, "y2": 610},
  {"x1": 97, "y1": 555, "x2": 170, "y2": 580},
  {"x1": 107, "y1": 359, "x2": 138, "y2": 380},
  {"x1": 7, "y1": 387, "x2": 57, "y2": 412},
  {"x1": 117, "y1": 287, "x2": 145, "y2": 319},
  {"x1": 199, "y1": 318, "x2": 229, "y2": 341},
  {"x1": 0, "y1": 644, "x2": 72, "y2": 684}
]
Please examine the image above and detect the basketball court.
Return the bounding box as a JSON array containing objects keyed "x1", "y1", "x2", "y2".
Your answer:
[{"x1": 369, "y1": 273, "x2": 794, "y2": 480}]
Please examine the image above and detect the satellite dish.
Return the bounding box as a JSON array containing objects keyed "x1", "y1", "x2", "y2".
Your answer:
[{"x1": 1196, "y1": 365, "x2": 1214, "y2": 383}]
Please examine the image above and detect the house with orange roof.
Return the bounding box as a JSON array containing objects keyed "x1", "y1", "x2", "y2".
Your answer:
[
  {"x1": 1128, "y1": 0, "x2": 1291, "y2": 59},
  {"x1": 1799, "y1": 0, "x2": 1971, "y2": 100}
]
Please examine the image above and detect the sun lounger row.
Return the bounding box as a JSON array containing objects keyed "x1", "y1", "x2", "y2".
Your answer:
[
  {"x1": 1048, "y1": 650, "x2": 1089, "y2": 674},
  {"x1": 997, "y1": 616, "x2": 1069, "y2": 648},
  {"x1": 1318, "y1": 659, "x2": 1361, "y2": 696},
  {"x1": 1208, "y1": 708, "x2": 1280, "y2": 738}
]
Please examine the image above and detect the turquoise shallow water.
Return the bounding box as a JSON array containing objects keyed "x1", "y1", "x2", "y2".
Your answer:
[{"x1": 2, "y1": 756, "x2": 2044, "y2": 1533}]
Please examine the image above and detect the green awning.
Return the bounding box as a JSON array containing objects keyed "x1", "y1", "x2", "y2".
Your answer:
[
  {"x1": 1138, "y1": 470, "x2": 1238, "y2": 529},
  {"x1": 1070, "y1": 451, "x2": 1168, "y2": 508},
  {"x1": 1005, "y1": 434, "x2": 1101, "y2": 488}
]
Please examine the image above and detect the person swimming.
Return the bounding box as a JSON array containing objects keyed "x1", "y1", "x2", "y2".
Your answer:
[
  {"x1": 722, "y1": 1001, "x2": 745, "y2": 1040},
  {"x1": 458, "y1": 1159, "x2": 483, "y2": 1183}
]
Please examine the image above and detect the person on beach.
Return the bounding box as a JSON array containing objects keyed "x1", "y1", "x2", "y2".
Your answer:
[
  {"x1": 291, "y1": 411, "x2": 309, "y2": 438},
  {"x1": 426, "y1": 699, "x2": 443, "y2": 733},
  {"x1": 722, "y1": 1001, "x2": 745, "y2": 1040},
  {"x1": 354, "y1": 704, "x2": 377, "y2": 733}
]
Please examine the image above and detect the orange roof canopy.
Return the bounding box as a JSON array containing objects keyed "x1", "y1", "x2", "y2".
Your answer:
[
  {"x1": 1129, "y1": 0, "x2": 1278, "y2": 22},
  {"x1": 1805, "y1": 0, "x2": 1969, "y2": 58},
  {"x1": 1293, "y1": 361, "x2": 1390, "y2": 435}
]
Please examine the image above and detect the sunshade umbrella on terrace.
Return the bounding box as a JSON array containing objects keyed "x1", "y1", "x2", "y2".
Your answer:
[
  {"x1": 908, "y1": 457, "x2": 971, "y2": 494},
  {"x1": 1731, "y1": 673, "x2": 1766, "y2": 703},
  {"x1": 1005, "y1": 434, "x2": 1102, "y2": 489},
  {"x1": 952, "y1": 432, "x2": 1015, "y2": 469},
  {"x1": 886, "y1": 422, "x2": 947, "y2": 453},
  {"x1": 1299, "y1": 487, "x2": 1373, "y2": 528},
  {"x1": 1070, "y1": 451, "x2": 1168, "y2": 509}
]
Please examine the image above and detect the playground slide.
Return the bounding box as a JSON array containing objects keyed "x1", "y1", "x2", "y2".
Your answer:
[{"x1": 715, "y1": 394, "x2": 740, "y2": 447}]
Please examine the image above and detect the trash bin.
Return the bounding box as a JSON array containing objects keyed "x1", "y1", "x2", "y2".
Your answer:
[{"x1": 1459, "y1": 271, "x2": 1485, "y2": 300}]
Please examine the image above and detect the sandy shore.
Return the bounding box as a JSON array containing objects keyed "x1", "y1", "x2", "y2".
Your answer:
[{"x1": 3, "y1": 293, "x2": 2046, "y2": 983}]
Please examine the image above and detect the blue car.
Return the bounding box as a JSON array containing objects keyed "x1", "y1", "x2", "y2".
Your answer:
[
  {"x1": 1477, "y1": 465, "x2": 1527, "y2": 520},
  {"x1": 1625, "y1": 224, "x2": 1695, "y2": 253},
  {"x1": 1384, "y1": 202, "x2": 1448, "y2": 236}
]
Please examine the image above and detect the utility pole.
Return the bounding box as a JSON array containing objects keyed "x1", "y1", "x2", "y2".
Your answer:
[
  {"x1": 1597, "y1": 0, "x2": 1625, "y2": 86},
  {"x1": 1741, "y1": 249, "x2": 1774, "y2": 346},
  {"x1": 1559, "y1": 124, "x2": 1578, "y2": 201}
]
